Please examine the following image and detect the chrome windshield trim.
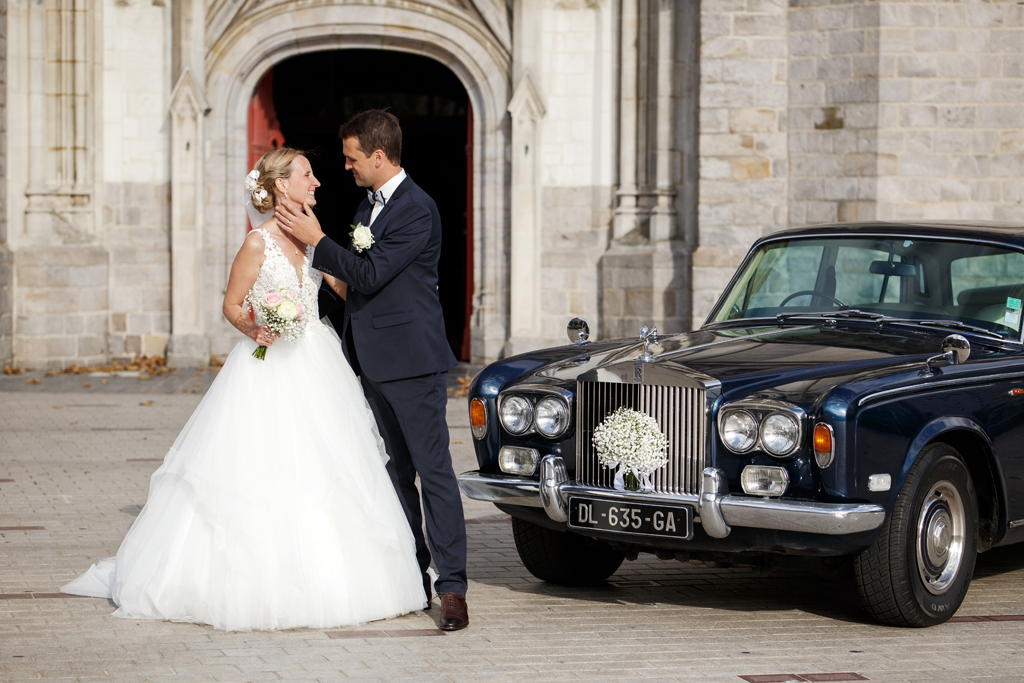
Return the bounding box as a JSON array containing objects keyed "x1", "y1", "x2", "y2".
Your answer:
[{"x1": 857, "y1": 370, "x2": 1024, "y2": 407}]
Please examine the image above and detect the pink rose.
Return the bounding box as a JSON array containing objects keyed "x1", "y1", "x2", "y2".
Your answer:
[
  {"x1": 282, "y1": 289, "x2": 298, "y2": 300},
  {"x1": 296, "y1": 304, "x2": 306, "y2": 318},
  {"x1": 263, "y1": 291, "x2": 281, "y2": 307}
]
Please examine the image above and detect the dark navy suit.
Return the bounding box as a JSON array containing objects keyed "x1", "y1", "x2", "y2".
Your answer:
[{"x1": 312, "y1": 175, "x2": 467, "y2": 597}]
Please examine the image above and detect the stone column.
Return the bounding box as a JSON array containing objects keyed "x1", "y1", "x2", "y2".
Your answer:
[
  {"x1": 601, "y1": 1, "x2": 688, "y2": 339},
  {"x1": 0, "y1": 0, "x2": 10, "y2": 365},
  {"x1": 504, "y1": 73, "x2": 546, "y2": 355},
  {"x1": 167, "y1": 67, "x2": 210, "y2": 367}
]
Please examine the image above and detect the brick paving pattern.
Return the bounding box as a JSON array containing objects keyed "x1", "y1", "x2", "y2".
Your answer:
[{"x1": 3, "y1": 376, "x2": 1024, "y2": 682}]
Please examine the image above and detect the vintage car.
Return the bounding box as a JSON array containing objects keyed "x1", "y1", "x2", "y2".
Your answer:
[{"x1": 459, "y1": 221, "x2": 1024, "y2": 627}]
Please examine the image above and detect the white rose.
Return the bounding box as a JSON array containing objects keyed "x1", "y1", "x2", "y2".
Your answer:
[
  {"x1": 351, "y1": 224, "x2": 375, "y2": 252},
  {"x1": 277, "y1": 300, "x2": 298, "y2": 320},
  {"x1": 244, "y1": 169, "x2": 260, "y2": 193}
]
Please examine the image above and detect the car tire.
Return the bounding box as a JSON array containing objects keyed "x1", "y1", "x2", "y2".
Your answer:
[
  {"x1": 854, "y1": 442, "x2": 979, "y2": 627},
  {"x1": 511, "y1": 516, "x2": 625, "y2": 586}
]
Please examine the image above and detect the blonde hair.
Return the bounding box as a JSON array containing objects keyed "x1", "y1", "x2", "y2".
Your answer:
[{"x1": 251, "y1": 147, "x2": 304, "y2": 213}]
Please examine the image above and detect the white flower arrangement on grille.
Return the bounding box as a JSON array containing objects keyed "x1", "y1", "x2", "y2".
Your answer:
[
  {"x1": 592, "y1": 407, "x2": 669, "y2": 491},
  {"x1": 244, "y1": 284, "x2": 308, "y2": 360}
]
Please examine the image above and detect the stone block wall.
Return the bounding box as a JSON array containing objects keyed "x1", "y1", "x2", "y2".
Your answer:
[
  {"x1": 788, "y1": 0, "x2": 881, "y2": 227},
  {"x1": 12, "y1": 247, "x2": 109, "y2": 368},
  {"x1": 692, "y1": 0, "x2": 1024, "y2": 329},
  {"x1": 540, "y1": 186, "x2": 608, "y2": 343},
  {"x1": 105, "y1": 182, "x2": 172, "y2": 360},
  {"x1": 693, "y1": 0, "x2": 790, "y2": 329},
  {"x1": 871, "y1": 1, "x2": 1024, "y2": 222}
]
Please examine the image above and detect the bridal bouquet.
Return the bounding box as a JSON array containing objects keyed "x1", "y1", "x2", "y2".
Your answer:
[
  {"x1": 592, "y1": 407, "x2": 669, "y2": 491},
  {"x1": 245, "y1": 286, "x2": 307, "y2": 360}
]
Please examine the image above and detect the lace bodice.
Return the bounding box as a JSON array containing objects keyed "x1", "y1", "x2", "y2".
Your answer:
[{"x1": 246, "y1": 228, "x2": 323, "y2": 340}]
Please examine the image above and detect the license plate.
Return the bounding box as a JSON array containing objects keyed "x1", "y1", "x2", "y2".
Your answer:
[{"x1": 567, "y1": 496, "x2": 693, "y2": 539}]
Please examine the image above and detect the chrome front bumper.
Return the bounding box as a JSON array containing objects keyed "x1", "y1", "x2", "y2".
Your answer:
[{"x1": 457, "y1": 455, "x2": 885, "y2": 538}]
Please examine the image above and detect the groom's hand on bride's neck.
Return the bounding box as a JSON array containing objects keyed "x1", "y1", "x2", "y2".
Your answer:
[{"x1": 276, "y1": 196, "x2": 326, "y2": 248}]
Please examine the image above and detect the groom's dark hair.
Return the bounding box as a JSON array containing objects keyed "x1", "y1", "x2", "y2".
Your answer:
[{"x1": 339, "y1": 109, "x2": 402, "y2": 165}]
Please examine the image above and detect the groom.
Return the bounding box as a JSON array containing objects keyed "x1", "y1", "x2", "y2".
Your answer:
[{"x1": 276, "y1": 109, "x2": 469, "y2": 631}]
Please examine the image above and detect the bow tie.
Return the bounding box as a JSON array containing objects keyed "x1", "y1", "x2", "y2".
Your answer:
[{"x1": 368, "y1": 189, "x2": 386, "y2": 206}]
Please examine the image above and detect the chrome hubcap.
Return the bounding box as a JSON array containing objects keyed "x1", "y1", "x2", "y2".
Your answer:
[{"x1": 916, "y1": 481, "x2": 965, "y2": 595}]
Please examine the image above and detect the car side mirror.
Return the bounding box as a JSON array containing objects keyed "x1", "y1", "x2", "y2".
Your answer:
[
  {"x1": 567, "y1": 318, "x2": 590, "y2": 345},
  {"x1": 922, "y1": 334, "x2": 970, "y2": 376}
]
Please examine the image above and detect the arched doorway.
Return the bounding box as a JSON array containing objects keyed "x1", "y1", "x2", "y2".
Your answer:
[{"x1": 247, "y1": 50, "x2": 473, "y2": 361}]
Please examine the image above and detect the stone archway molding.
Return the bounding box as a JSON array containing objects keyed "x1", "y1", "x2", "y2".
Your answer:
[{"x1": 195, "y1": 1, "x2": 512, "y2": 362}]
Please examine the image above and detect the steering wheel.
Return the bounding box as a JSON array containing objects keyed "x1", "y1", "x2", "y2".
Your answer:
[{"x1": 779, "y1": 290, "x2": 845, "y2": 307}]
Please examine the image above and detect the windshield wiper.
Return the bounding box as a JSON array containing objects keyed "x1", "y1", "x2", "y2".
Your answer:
[
  {"x1": 775, "y1": 309, "x2": 890, "y2": 323},
  {"x1": 886, "y1": 319, "x2": 1005, "y2": 340}
]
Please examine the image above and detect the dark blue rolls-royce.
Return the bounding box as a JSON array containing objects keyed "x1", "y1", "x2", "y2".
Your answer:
[{"x1": 459, "y1": 221, "x2": 1024, "y2": 627}]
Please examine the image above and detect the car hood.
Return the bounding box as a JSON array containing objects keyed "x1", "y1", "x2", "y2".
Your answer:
[{"x1": 533, "y1": 324, "x2": 1002, "y2": 407}]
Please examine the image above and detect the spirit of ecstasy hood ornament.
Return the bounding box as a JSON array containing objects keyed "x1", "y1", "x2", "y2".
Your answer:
[{"x1": 638, "y1": 325, "x2": 658, "y2": 363}]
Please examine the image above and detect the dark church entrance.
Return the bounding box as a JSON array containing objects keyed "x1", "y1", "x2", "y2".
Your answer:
[{"x1": 248, "y1": 50, "x2": 473, "y2": 361}]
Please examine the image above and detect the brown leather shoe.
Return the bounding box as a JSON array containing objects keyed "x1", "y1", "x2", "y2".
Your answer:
[{"x1": 438, "y1": 592, "x2": 469, "y2": 631}]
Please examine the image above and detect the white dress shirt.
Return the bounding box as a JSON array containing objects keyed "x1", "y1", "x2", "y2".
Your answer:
[{"x1": 368, "y1": 169, "x2": 407, "y2": 226}]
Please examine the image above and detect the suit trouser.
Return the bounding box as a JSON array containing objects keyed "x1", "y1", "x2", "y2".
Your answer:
[{"x1": 360, "y1": 372, "x2": 468, "y2": 597}]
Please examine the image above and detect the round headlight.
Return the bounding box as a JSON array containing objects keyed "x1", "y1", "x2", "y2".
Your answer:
[
  {"x1": 722, "y1": 411, "x2": 758, "y2": 452},
  {"x1": 500, "y1": 395, "x2": 533, "y2": 435},
  {"x1": 762, "y1": 412, "x2": 799, "y2": 456},
  {"x1": 534, "y1": 396, "x2": 570, "y2": 438}
]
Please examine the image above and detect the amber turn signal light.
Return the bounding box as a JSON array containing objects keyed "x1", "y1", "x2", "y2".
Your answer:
[
  {"x1": 470, "y1": 398, "x2": 487, "y2": 440},
  {"x1": 813, "y1": 423, "x2": 834, "y2": 468}
]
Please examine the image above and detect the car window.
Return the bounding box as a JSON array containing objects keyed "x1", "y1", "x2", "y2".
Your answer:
[
  {"x1": 710, "y1": 236, "x2": 1024, "y2": 340},
  {"x1": 833, "y1": 248, "x2": 903, "y2": 305},
  {"x1": 950, "y1": 253, "x2": 1024, "y2": 302},
  {"x1": 743, "y1": 244, "x2": 823, "y2": 310}
]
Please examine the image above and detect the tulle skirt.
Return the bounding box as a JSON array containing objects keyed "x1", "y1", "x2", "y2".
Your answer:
[{"x1": 61, "y1": 323, "x2": 427, "y2": 631}]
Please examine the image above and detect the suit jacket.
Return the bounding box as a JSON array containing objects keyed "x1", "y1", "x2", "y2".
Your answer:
[{"x1": 312, "y1": 175, "x2": 458, "y2": 382}]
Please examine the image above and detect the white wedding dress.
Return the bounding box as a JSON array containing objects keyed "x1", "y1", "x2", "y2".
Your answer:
[{"x1": 61, "y1": 228, "x2": 427, "y2": 631}]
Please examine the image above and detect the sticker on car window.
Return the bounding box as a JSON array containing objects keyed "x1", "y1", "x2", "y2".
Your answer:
[{"x1": 1006, "y1": 297, "x2": 1022, "y2": 327}]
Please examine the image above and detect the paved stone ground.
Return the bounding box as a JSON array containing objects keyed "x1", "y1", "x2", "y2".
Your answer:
[{"x1": 3, "y1": 369, "x2": 1024, "y2": 682}]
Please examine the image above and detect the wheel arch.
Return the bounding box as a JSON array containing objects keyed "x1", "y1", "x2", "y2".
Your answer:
[{"x1": 898, "y1": 418, "x2": 1004, "y2": 551}]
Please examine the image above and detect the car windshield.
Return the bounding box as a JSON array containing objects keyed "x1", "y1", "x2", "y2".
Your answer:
[{"x1": 710, "y1": 236, "x2": 1024, "y2": 340}]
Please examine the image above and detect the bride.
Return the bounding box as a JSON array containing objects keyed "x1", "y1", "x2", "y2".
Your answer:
[{"x1": 61, "y1": 148, "x2": 428, "y2": 631}]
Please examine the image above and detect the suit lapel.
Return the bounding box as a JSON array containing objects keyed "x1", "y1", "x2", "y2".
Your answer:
[
  {"x1": 369, "y1": 176, "x2": 414, "y2": 236},
  {"x1": 349, "y1": 200, "x2": 373, "y2": 252}
]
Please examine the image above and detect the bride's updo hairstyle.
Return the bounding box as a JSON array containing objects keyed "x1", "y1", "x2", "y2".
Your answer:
[{"x1": 251, "y1": 147, "x2": 304, "y2": 213}]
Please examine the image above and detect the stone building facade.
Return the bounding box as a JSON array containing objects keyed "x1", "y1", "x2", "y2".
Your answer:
[{"x1": 0, "y1": 0, "x2": 1022, "y2": 369}]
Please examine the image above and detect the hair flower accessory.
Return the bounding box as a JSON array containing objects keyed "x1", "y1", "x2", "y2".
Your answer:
[{"x1": 244, "y1": 169, "x2": 260, "y2": 194}]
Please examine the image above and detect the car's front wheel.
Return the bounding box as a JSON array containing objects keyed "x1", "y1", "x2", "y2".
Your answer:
[
  {"x1": 854, "y1": 443, "x2": 978, "y2": 626},
  {"x1": 511, "y1": 517, "x2": 625, "y2": 586}
]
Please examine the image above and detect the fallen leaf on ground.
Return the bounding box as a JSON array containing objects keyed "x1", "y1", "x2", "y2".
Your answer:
[
  {"x1": 26, "y1": 378, "x2": 40, "y2": 384},
  {"x1": 100, "y1": 379, "x2": 108, "y2": 384},
  {"x1": 53, "y1": 405, "x2": 63, "y2": 409},
  {"x1": 3, "y1": 365, "x2": 24, "y2": 375},
  {"x1": 193, "y1": 382, "x2": 202, "y2": 387},
  {"x1": 81, "y1": 382, "x2": 91, "y2": 388},
  {"x1": 162, "y1": 404, "x2": 171, "y2": 407},
  {"x1": 70, "y1": 421, "x2": 77, "y2": 425},
  {"x1": 139, "y1": 401, "x2": 154, "y2": 406},
  {"x1": 34, "y1": 356, "x2": 173, "y2": 377}
]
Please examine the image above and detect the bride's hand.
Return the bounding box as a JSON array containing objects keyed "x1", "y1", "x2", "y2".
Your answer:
[{"x1": 254, "y1": 326, "x2": 278, "y2": 346}]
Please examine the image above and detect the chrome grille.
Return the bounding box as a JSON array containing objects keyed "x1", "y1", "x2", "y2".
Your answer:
[{"x1": 575, "y1": 381, "x2": 706, "y2": 494}]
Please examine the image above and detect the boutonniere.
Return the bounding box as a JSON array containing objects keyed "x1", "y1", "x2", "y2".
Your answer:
[{"x1": 350, "y1": 223, "x2": 375, "y2": 253}]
